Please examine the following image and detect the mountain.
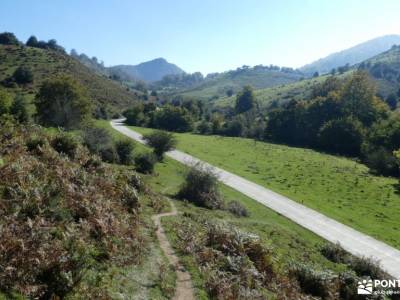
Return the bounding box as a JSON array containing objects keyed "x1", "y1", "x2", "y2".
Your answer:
[
  {"x1": 300, "y1": 35, "x2": 400, "y2": 75},
  {"x1": 173, "y1": 65, "x2": 304, "y2": 100},
  {"x1": 0, "y1": 45, "x2": 140, "y2": 115},
  {"x1": 109, "y1": 58, "x2": 185, "y2": 82}
]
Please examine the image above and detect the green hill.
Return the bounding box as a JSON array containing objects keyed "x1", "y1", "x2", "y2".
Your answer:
[
  {"x1": 214, "y1": 71, "x2": 352, "y2": 109},
  {"x1": 170, "y1": 66, "x2": 303, "y2": 101},
  {"x1": 0, "y1": 45, "x2": 141, "y2": 114},
  {"x1": 360, "y1": 44, "x2": 400, "y2": 98}
]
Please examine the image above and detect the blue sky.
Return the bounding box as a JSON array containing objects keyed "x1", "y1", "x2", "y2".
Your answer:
[{"x1": 1, "y1": 0, "x2": 399, "y2": 74}]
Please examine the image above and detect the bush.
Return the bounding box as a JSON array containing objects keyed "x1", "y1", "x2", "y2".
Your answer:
[
  {"x1": 363, "y1": 146, "x2": 398, "y2": 176},
  {"x1": 10, "y1": 94, "x2": 30, "y2": 123},
  {"x1": 318, "y1": 118, "x2": 365, "y2": 156},
  {"x1": 123, "y1": 104, "x2": 146, "y2": 126},
  {"x1": 0, "y1": 88, "x2": 13, "y2": 116},
  {"x1": 82, "y1": 127, "x2": 113, "y2": 154},
  {"x1": 227, "y1": 200, "x2": 249, "y2": 217},
  {"x1": 0, "y1": 121, "x2": 142, "y2": 298},
  {"x1": 348, "y1": 256, "x2": 386, "y2": 279},
  {"x1": 320, "y1": 243, "x2": 348, "y2": 264},
  {"x1": 152, "y1": 105, "x2": 194, "y2": 132},
  {"x1": 143, "y1": 130, "x2": 177, "y2": 160},
  {"x1": 197, "y1": 120, "x2": 213, "y2": 135},
  {"x1": 51, "y1": 133, "x2": 78, "y2": 158},
  {"x1": 99, "y1": 145, "x2": 119, "y2": 163},
  {"x1": 220, "y1": 119, "x2": 244, "y2": 137},
  {"x1": 289, "y1": 263, "x2": 334, "y2": 299},
  {"x1": 134, "y1": 152, "x2": 157, "y2": 174},
  {"x1": 13, "y1": 66, "x2": 33, "y2": 84},
  {"x1": 115, "y1": 140, "x2": 135, "y2": 165},
  {"x1": 26, "y1": 136, "x2": 47, "y2": 154},
  {"x1": 177, "y1": 164, "x2": 224, "y2": 209}
]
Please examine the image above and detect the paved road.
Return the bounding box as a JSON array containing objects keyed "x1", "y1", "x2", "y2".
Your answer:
[{"x1": 111, "y1": 120, "x2": 400, "y2": 278}]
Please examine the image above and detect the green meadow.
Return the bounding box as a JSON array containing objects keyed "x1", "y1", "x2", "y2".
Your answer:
[{"x1": 130, "y1": 126, "x2": 400, "y2": 249}]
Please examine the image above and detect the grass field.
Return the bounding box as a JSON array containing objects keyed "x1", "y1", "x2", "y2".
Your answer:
[{"x1": 130, "y1": 126, "x2": 400, "y2": 250}]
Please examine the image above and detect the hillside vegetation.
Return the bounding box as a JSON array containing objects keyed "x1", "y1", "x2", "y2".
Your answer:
[
  {"x1": 360, "y1": 44, "x2": 400, "y2": 98},
  {"x1": 165, "y1": 65, "x2": 303, "y2": 101},
  {"x1": 0, "y1": 45, "x2": 140, "y2": 115}
]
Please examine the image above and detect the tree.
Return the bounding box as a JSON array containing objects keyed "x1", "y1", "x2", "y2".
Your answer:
[
  {"x1": 70, "y1": 49, "x2": 79, "y2": 57},
  {"x1": 13, "y1": 66, "x2": 33, "y2": 84},
  {"x1": 0, "y1": 88, "x2": 13, "y2": 116},
  {"x1": 318, "y1": 118, "x2": 365, "y2": 156},
  {"x1": 341, "y1": 71, "x2": 387, "y2": 126},
  {"x1": 0, "y1": 32, "x2": 20, "y2": 45},
  {"x1": 235, "y1": 85, "x2": 255, "y2": 114},
  {"x1": 153, "y1": 105, "x2": 193, "y2": 132},
  {"x1": 313, "y1": 71, "x2": 319, "y2": 78},
  {"x1": 226, "y1": 88, "x2": 234, "y2": 97},
  {"x1": 385, "y1": 94, "x2": 398, "y2": 110},
  {"x1": 115, "y1": 140, "x2": 135, "y2": 165},
  {"x1": 311, "y1": 76, "x2": 342, "y2": 98},
  {"x1": 26, "y1": 35, "x2": 38, "y2": 47},
  {"x1": 34, "y1": 76, "x2": 92, "y2": 129},
  {"x1": 143, "y1": 130, "x2": 177, "y2": 160},
  {"x1": 10, "y1": 94, "x2": 30, "y2": 123},
  {"x1": 123, "y1": 104, "x2": 145, "y2": 126}
]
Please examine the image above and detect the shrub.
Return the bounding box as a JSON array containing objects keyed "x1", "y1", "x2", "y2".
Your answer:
[
  {"x1": 152, "y1": 105, "x2": 194, "y2": 132},
  {"x1": 363, "y1": 146, "x2": 398, "y2": 176},
  {"x1": 227, "y1": 200, "x2": 249, "y2": 217},
  {"x1": 196, "y1": 120, "x2": 212, "y2": 135},
  {"x1": 99, "y1": 145, "x2": 119, "y2": 163},
  {"x1": 143, "y1": 130, "x2": 177, "y2": 160},
  {"x1": 289, "y1": 263, "x2": 334, "y2": 299},
  {"x1": 320, "y1": 243, "x2": 349, "y2": 264},
  {"x1": 348, "y1": 256, "x2": 386, "y2": 279},
  {"x1": 115, "y1": 140, "x2": 135, "y2": 165},
  {"x1": 13, "y1": 66, "x2": 33, "y2": 84},
  {"x1": 0, "y1": 88, "x2": 13, "y2": 116},
  {"x1": 0, "y1": 121, "x2": 142, "y2": 298},
  {"x1": 134, "y1": 152, "x2": 157, "y2": 174},
  {"x1": 10, "y1": 94, "x2": 30, "y2": 123},
  {"x1": 318, "y1": 118, "x2": 365, "y2": 156},
  {"x1": 82, "y1": 127, "x2": 113, "y2": 154},
  {"x1": 51, "y1": 133, "x2": 78, "y2": 158},
  {"x1": 26, "y1": 136, "x2": 47, "y2": 154},
  {"x1": 177, "y1": 164, "x2": 224, "y2": 209}
]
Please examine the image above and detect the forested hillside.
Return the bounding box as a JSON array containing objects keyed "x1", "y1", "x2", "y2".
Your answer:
[{"x1": 0, "y1": 41, "x2": 141, "y2": 116}]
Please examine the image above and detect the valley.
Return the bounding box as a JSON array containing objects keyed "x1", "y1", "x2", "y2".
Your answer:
[{"x1": 1, "y1": 3, "x2": 400, "y2": 297}]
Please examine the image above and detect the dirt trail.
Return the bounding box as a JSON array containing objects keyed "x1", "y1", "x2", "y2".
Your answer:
[{"x1": 152, "y1": 200, "x2": 195, "y2": 300}]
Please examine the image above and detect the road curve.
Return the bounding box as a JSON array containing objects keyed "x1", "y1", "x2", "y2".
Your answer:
[{"x1": 111, "y1": 119, "x2": 400, "y2": 279}]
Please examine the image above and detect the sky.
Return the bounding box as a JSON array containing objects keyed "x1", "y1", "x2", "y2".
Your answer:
[{"x1": 1, "y1": 0, "x2": 399, "y2": 74}]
